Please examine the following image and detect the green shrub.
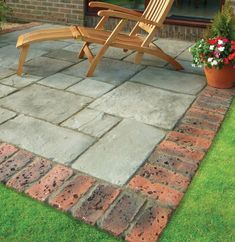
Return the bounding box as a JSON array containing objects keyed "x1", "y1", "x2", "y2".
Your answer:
[{"x1": 0, "y1": 0, "x2": 10, "y2": 30}]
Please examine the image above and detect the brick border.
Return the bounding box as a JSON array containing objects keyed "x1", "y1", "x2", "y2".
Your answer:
[{"x1": 0, "y1": 86, "x2": 234, "y2": 241}]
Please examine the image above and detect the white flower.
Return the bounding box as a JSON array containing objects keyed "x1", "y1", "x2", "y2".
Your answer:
[
  {"x1": 218, "y1": 46, "x2": 225, "y2": 52},
  {"x1": 191, "y1": 64, "x2": 196, "y2": 67},
  {"x1": 212, "y1": 60, "x2": 218, "y2": 66},
  {"x1": 208, "y1": 57, "x2": 213, "y2": 62},
  {"x1": 210, "y1": 45, "x2": 215, "y2": 50},
  {"x1": 218, "y1": 40, "x2": 223, "y2": 45}
]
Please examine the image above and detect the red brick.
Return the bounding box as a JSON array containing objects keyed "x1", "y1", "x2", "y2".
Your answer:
[
  {"x1": 0, "y1": 150, "x2": 34, "y2": 183},
  {"x1": 101, "y1": 193, "x2": 145, "y2": 236},
  {"x1": 50, "y1": 175, "x2": 95, "y2": 211},
  {"x1": 0, "y1": 143, "x2": 18, "y2": 164},
  {"x1": 128, "y1": 176, "x2": 183, "y2": 208},
  {"x1": 26, "y1": 165, "x2": 73, "y2": 202},
  {"x1": 138, "y1": 163, "x2": 190, "y2": 192},
  {"x1": 201, "y1": 86, "x2": 234, "y2": 101},
  {"x1": 157, "y1": 141, "x2": 205, "y2": 164},
  {"x1": 126, "y1": 204, "x2": 172, "y2": 242},
  {"x1": 166, "y1": 131, "x2": 212, "y2": 151},
  {"x1": 149, "y1": 152, "x2": 198, "y2": 178},
  {"x1": 74, "y1": 184, "x2": 120, "y2": 225},
  {"x1": 6, "y1": 157, "x2": 52, "y2": 192},
  {"x1": 196, "y1": 95, "x2": 231, "y2": 108},
  {"x1": 175, "y1": 124, "x2": 216, "y2": 140}
]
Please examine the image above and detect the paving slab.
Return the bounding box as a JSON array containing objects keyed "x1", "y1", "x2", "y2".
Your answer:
[
  {"x1": 62, "y1": 108, "x2": 120, "y2": 138},
  {"x1": 0, "y1": 84, "x2": 92, "y2": 124},
  {"x1": 24, "y1": 56, "x2": 73, "y2": 77},
  {"x1": 0, "y1": 42, "x2": 8, "y2": 48},
  {"x1": 63, "y1": 43, "x2": 88, "y2": 52},
  {"x1": 90, "y1": 82, "x2": 195, "y2": 130},
  {"x1": 177, "y1": 48, "x2": 193, "y2": 61},
  {"x1": 63, "y1": 59, "x2": 145, "y2": 86},
  {"x1": 44, "y1": 49, "x2": 82, "y2": 63},
  {"x1": 0, "y1": 45, "x2": 46, "y2": 69},
  {"x1": 0, "y1": 84, "x2": 16, "y2": 98},
  {"x1": 0, "y1": 74, "x2": 42, "y2": 88},
  {"x1": 0, "y1": 115, "x2": 95, "y2": 164},
  {"x1": 31, "y1": 41, "x2": 70, "y2": 51},
  {"x1": 0, "y1": 68, "x2": 15, "y2": 80},
  {"x1": 38, "y1": 73, "x2": 82, "y2": 90},
  {"x1": 130, "y1": 67, "x2": 206, "y2": 95},
  {"x1": 67, "y1": 78, "x2": 115, "y2": 98},
  {"x1": 72, "y1": 119, "x2": 165, "y2": 185},
  {"x1": 0, "y1": 107, "x2": 16, "y2": 124}
]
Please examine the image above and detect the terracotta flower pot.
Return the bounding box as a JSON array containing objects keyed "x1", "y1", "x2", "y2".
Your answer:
[{"x1": 204, "y1": 65, "x2": 235, "y2": 89}]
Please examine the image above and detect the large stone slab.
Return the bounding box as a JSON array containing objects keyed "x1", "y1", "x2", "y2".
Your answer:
[
  {"x1": 177, "y1": 48, "x2": 193, "y2": 61},
  {"x1": 0, "y1": 84, "x2": 92, "y2": 124},
  {"x1": 130, "y1": 67, "x2": 206, "y2": 95},
  {"x1": 0, "y1": 68, "x2": 15, "y2": 80},
  {"x1": 90, "y1": 82, "x2": 195, "y2": 130},
  {"x1": 0, "y1": 107, "x2": 16, "y2": 124},
  {"x1": 63, "y1": 59, "x2": 145, "y2": 86},
  {"x1": 44, "y1": 49, "x2": 82, "y2": 63},
  {"x1": 0, "y1": 115, "x2": 95, "y2": 164},
  {"x1": 67, "y1": 78, "x2": 115, "y2": 98},
  {"x1": 0, "y1": 84, "x2": 16, "y2": 98},
  {"x1": 72, "y1": 119, "x2": 165, "y2": 185},
  {"x1": 62, "y1": 108, "x2": 120, "y2": 138},
  {"x1": 24, "y1": 56, "x2": 73, "y2": 77},
  {"x1": 31, "y1": 41, "x2": 70, "y2": 51},
  {"x1": 38, "y1": 73, "x2": 82, "y2": 90}
]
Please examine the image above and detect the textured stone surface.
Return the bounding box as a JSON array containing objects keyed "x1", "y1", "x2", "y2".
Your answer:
[
  {"x1": 26, "y1": 165, "x2": 73, "y2": 201},
  {"x1": 63, "y1": 59, "x2": 144, "y2": 86},
  {"x1": 50, "y1": 175, "x2": 95, "y2": 211},
  {"x1": 0, "y1": 85, "x2": 92, "y2": 124},
  {"x1": 130, "y1": 67, "x2": 206, "y2": 95},
  {"x1": 0, "y1": 115, "x2": 95, "y2": 164},
  {"x1": 24, "y1": 56, "x2": 73, "y2": 77},
  {"x1": 38, "y1": 73, "x2": 82, "y2": 90},
  {"x1": 73, "y1": 119, "x2": 165, "y2": 185},
  {"x1": 0, "y1": 74, "x2": 42, "y2": 88},
  {"x1": 0, "y1": 68, "x2": 15, "y2": 80},
  {"x1": 0, "y1": 84, "x2": 16, "y2": 98},
  {"x1": 6, "y1": 157, "x2": 52, "y2": 191},
  {"x1": 44, "y1": 49, "x2": 82, "y2": 63},
  {"x1": 67, "y1": 78, "x2": 114, "y2": 98},
  {"x1": 177, "y1": 48, "x2": 193, "y2": 61},
  {"x1": 126, "y1": 204, "x2": 172, "y2": 242},
  {"x1": 62, "y1": 108, "x2": 120, "y2": 138},
  {"x1": 74, "y1": 184, "x2": 120, "y2": 225},
  {"x1": 0, "y1": 150, "x2": 34, "y2": 183},
  {"x1": 0, "y1": 143, "x2": 18, "y2": 164},
  {"x1": 101, "y1": 193, "x2": 145, "y2": 236},
  {"x1": 32, "y1": 40, "x2": 70, "y2": 51},
  {"x1": 90, "y1": 82, "x2": 195, "y2": 129},
  {"x1": 0, "y1": 107, "x2": 16, "y2": 124}
]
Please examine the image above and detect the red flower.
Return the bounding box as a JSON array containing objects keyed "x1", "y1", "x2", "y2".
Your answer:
[
  {"x1": 224, "y1": 58, "x2": 229, "y2": 64},
  {"x1": 228, "y1": 52, "x2": 235, "y2": 60},
  {"x1": 208, "y1": 39, "x2": 217, "y2": 45},
  {"x1": 223, "y1": 38, "x2": 229, "y2": 43}
]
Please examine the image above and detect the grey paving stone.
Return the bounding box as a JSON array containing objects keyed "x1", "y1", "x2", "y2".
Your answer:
[
  {"x1": 0, "y1": 42, "x2": 8, "y2": 48},
  {"x1": 72, "y1": 119, "x2": 165, "y2": 185},
  {"x1": 0, "y1": 45, "x2": 46, "y2": 69},
  {"x1": 0, "y1": 115, "x2": 95, "y2": 164},
  {"x1": 44, "y1": 49, "x2": 82, "y2": 63},
  {"x1": 0, "y1": 84, "x2": 92, "y2": 124},
  {"x1": 32, "y1": 41, "x2": 70, "y2": 51},
  {"x1": 0, "y1": 107, "x2": 16, "y2": 124},
  {"x1": 177, "y1": 48, "x2": 193, "y2": 61},
  {"x1": 63, "y1": 43, "x2": 87, "y2": 52},
  {"x1": 0, "y1": 68, "x2": 15, "y2": 80},
  {"x1": 67, "y1": 78, "x2": 115, "y2": 98},
  {"x1": 90, "y1": 82, "x2": 195, "y2": 130},
  {"x1": 24, "y1": 56, "x2": 73, "y2": 77},
  {"x1": 62, "y1": 108, "x2": 120, "y2": 138},
  {"x1": 0, "y1": 84, "x2": 16, "y2": 98},
  {"x1": 130, "y1": 67, "x2": 206, "y2": 95},
  {"x1": 63, "y1": 59, "x2": 145, "y2": 86},
  {"x1": 38, "y1": 73, "x2": 82, "y2": 90},
  {"x1": 0, "y1": 74, "x2": 42, "y2": 88}
]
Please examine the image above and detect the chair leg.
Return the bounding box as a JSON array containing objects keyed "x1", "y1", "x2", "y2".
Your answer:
[
  {"x1": 134, "y1": 52, "x2": 144, "y2": 64},
  {"x1": 17, "y1": 44, "x2": 29, "y2": 76},
  {"x1": 78, "y1": 42, "x2": 88, "y2": 59}
]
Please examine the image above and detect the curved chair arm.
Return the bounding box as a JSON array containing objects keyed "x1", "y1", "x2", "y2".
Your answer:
[{"x1": 89, "y1": 1, "x2": 142, "y2": 17}]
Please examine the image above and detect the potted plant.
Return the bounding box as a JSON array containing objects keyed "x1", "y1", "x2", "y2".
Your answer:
[{"x1": 190, "y1": 1, "x2": 235, "y2": 89}]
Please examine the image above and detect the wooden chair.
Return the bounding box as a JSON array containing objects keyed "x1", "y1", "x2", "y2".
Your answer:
[{"x1": 16, "y1": 0, "x2": 183, "y2": 77}]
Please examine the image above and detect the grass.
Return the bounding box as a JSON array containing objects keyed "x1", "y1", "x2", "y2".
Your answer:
[{"x1": 0, "y1": 100, "x2": 234, "y2": 242}]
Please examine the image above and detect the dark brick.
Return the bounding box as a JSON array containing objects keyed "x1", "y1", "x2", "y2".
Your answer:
[
  {"x1": 6, "y1": 157, "x2": 52, "y2": 192},
  {"x1": 50, "y1": 175, "x2": 95, "y2": 211},
  {"x1": 101, "y1": 193, "x2": 145, "y2": 236},
  {"x1": 195, "y1": 94, "x2": 231, "y2": 108},
  {"x1": 0, "y1": 143, "x2": 18, "y2": 164},
  {"x1": 138, "y1": 163, "x2": 190, "y2": 192},
  {"x1": 0, "y1": 150, "x2": 34, "y2": 183},
  {"x1": 26, "y1": 165, "x2": 73, "y2": 202},
  {"x1": 128, "y1": 176, "x2": 183, "y2": 208},
  {"x1": 74, "y1": 184, "x2": 120, "y2": 225},
  {"x1": 126, "y1": 204, "x2": 172, "y2": 242}
]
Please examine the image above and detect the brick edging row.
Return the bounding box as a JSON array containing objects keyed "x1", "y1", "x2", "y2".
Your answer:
[{"x1": 0, "y1": 86, "x2": 234, "y2": 242}]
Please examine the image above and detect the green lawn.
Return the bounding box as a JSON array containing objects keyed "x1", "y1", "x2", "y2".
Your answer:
[{"x1": 0, "y1": 100, "x2": 234, "y2": 242}]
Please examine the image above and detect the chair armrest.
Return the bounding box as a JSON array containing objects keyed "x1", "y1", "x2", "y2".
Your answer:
[
  {"x1": 89, "y1": 1, "x2": 142, "y2": 17},
  {"x1": 98, "y1": 10, "x2": 162, "y2": 27}
]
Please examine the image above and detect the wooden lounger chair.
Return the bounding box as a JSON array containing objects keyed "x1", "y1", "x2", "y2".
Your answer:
[{"x1": 16, "y1": 0, "x2": 183, "y2": 77}]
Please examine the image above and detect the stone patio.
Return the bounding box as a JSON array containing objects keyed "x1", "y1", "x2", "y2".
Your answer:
[{"x1": 0, "y1": 24, "x2": 233, "y2": 241}]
